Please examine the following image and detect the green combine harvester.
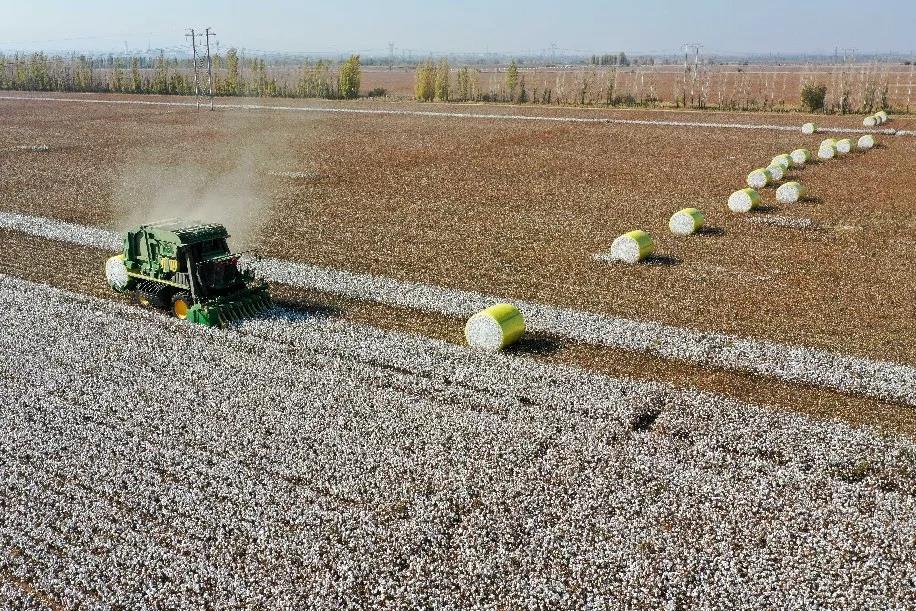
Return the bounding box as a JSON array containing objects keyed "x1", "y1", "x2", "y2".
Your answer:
[{"x1": 104, "y1": 220, "x2": 271, "y2": 326}]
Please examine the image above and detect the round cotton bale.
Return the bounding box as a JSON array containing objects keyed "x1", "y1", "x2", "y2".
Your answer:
[
  {"x1": 801, "y1": 122, "x2": 817, "y2": 135},
  {"x1": 835, "y1": 138, "x2": 852, "y2": 154},
  {"x1": 465, "y1": 303, "x2": 526, "y2": 351},
  {"x1": 790, "y1": 148, "x2": 811, "y2": 166},
  {"x1": 857, "y1": 134, "x2": 875, "y2": 150},
  {"x1": 775, "y1": 181, "x2": 806, "y2": 204},
  {"x1": 876, "y1": 110, "x2": 888, "y2": 123},
  {"x1": 610, "y1": 230, "x2": 655, "y2": 264},
  {"x1": 863, "y1": 115, "x2": 878, "y2": 127},
  {"x1": 105, "y1": 255, "x2": 132, "y2": 292},
  {"x1": 771, "y1": 154, "x2": 792, "y2": 170},
  {"x1": 728, "y1": 188, "x2": 761, "y2": 213},
  {"x1": 765, "y1": 164, "x2": 785, "y2": 182},
  {"x1": 747, "y1": 168, "x2": 772, "y2": 189},
  {"x1": 669, "y1": 208, "x2": 705, "y2": 236},
  {"x1": 817, "y1": 140, "x2": 837, "y2": 160}
]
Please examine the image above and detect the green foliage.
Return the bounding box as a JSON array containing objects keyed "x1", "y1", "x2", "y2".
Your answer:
[
  {"x1": 224, "y1": 48, "x2": 241, "y2": 95},
  {"x1": 415, "y1": 62, "x2": 435, "y2": 101},
  {"x1": 456, "y1": 67, "x2": 471, "y2": 101},
  {"x1": 617, "y1": 52, "x2": 629, "y2": 66},
  {"x1": 152, "y1": 54, "x2": 169, "y2": 94},
  {"x1": 801, "y1": 82, "x2": 827, "y2": 112},
  {"x1": 110, "y1": 60, "x2": 123, "y2": 93},
  {"x1": 505, "y1": 59, "x2": 519, "y2": 101},
  {"x1": 367, "y1": 87, "x2": 387, "y2": 97},
  {"x1": 130, "y1": 57, "x2": 142, "y2": 93},
  {"x1": 434, "y1": 60, "x2": 450, "y2": 101},
  {"x1": 338, "y1": 54, "x2": 361, "y2": 99},
  {"x1": 299, "y1": 59, "x2": 332, "y2": 98}
]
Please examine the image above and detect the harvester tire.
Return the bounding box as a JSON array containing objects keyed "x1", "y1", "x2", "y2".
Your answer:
[
  {"x1": 171, "y1": 292, "x2": 192, "y2": 320},
  {"x1": 133, "y1": 281, "x2": 171, "y2": 309}
]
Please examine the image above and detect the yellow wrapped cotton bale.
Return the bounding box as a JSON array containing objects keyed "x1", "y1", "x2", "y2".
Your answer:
[
  {"x1": 776, "y1": 181, "x2": 806, "y2": 204},
  {"x1": 817, "y1": 139, "x2": 837, "y2": 160},
  {"x1": 835, "y1": 138, "x2": 853, "y2": 154},
  {"x1": 465, "y1": 303, "x2": 526, "y2": 351},
  {"x1": 857, "y1": 134, "x2": 875, "y2": 150},
  {"x1": 790, "y1": 148, "x2": 811, "y2": 166},
  {"x1": 876, "y1": 110, "x2": 889, "y2": 123},
  {"x1": 765, "y1": 164, "x2": 785, "y2": 182},
  {"x1": 802, "y1": 122, "x2": 817, "y2": 134},
  {"x1": 747, "y1": 167, "x2": 773, "y2": 189},
  {"x1": 863, "y1": 115, "x2": 878, "y2": 127},
  {"x1": 610, "y1": 230, "x2": 655, "y2": 264},
  {"x1": 771, "y1": 154, "x2": 792, "y2": 170},
  {"x1": 728, "y1": 188, "x2": 761, "y2": 213},
  {"x1": 669, "y1": 208, "x2": 705, "y2": 236}
]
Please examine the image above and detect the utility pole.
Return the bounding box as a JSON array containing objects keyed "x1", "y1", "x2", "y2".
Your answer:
[
  {"x1": 204, "y1": 28, "x2": 216, "y2": 110},
  {"x1": 683, "y1": 43, "x2": 702, "y2": 107},
  {"x1": 388, "y1": 42, "x2": 395, "y2": 71},
  {"x1": 186, "y1": 28, "x2": 200, "y2": 110}
]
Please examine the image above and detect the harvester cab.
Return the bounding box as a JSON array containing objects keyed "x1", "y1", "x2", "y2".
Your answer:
[{"x1": 104, "y1": 219, "x2": 271, "y2": 326}]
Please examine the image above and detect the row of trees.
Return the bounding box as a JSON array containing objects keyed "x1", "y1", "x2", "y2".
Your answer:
[
  {"x1": 414, "y1": 60, "x2": 899, "y2": 112},
  {"x1": 0, "y1": 51, "x2": 362, "y2": 99}
]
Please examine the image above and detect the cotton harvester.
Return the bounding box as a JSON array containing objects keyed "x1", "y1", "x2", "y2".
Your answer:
[{"x1": 104, "y1": 220, "x2": 270, "y2": 326}]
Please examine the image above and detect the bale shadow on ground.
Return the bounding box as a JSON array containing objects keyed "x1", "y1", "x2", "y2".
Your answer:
[
  {"x1": 697, "y1": 226, "x2": 726, "y2": 237},
  {"x1": 504, "y1": 333, "x2": 566, "y2": 356},
  {"x1": 755, "y1": 205, "x2": 777, "y2": 213},
  {"x1": 643, "y1": 254, "x2": 682, "y2": 267},
  {"x1": 804, "y1": 195, "x2": 824, "y2": 205}
]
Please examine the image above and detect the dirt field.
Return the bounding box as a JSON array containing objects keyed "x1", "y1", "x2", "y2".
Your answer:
[{"x1": 1, "y1": 93, "x2": 914, "y2": 368}]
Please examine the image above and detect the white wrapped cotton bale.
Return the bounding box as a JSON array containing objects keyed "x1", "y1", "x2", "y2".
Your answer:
[
  {"x1": 105, "y1": 255, "x2": 133, "y2": 292},
  {"x1": 876, "y1": 110, "x2": 888, "y2": 123},
  {"x1": 747, "y1": 168, "x2": 773, "y2": 189},
  {"x1": 728, "y1": 188, "x2": 761, "y2": 213},
  {"x1": 818, "y1": 139, "x2": 837, "y2": 160},
  {"x1": 857, "y1": 134, "x2": 875, "y2": 150},
  {"x1": 771, "y1": 154, "x2": 792, "y2": 170},
  {"x1": 669, "y1": 208, "x2": 705, "y2": 236},
  {"x1": 802, "y1": 122, "x2": 817, "y2": 134},
  {"x1": 863, "y1": 115, "x2": 878, "y2": 127},
  {"x1": 610, "y1": 230, "x2": 655, "y2": 264},
  {"x1": 465, "y1": 303, "x2": 526, "y2": 351},
  {"x1": 790, "y1": 149, "x2": 811, "y2": 166},
  {"x1": 836, "y1": 138, "x2": 852, "y2": 154},
  {"x1": 765, "y1": 164, "x2": 785, "y2": 182},
  {"x1": 776, "y1": 181, "x2": 806, "y2": 204}
]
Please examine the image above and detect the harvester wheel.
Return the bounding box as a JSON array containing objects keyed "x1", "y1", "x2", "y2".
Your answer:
[
  {"x1": 133, "y1": 281, "x2": 171, "y2": 309},
  {"x1": 171, "y1": 292, "x2": 192, "y2": 320}
]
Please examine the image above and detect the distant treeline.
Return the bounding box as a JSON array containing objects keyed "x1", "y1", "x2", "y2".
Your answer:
[{"x1": 0, "y1": 50, "x2": 363, "y2": 99}]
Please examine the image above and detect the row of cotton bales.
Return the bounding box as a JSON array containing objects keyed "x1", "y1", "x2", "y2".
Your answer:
[
  {"x1": 863, "y1": 110, "x2": 890, "y2": 127},
  {"x1": 729, "y1": 133, "x2": 878, "y2": 215},
  {"x1": 465, "y1": 117, "x2": 886, "y2": 351}
]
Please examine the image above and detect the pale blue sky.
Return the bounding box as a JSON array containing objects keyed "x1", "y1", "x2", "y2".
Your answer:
[{"x1": 1, "y1": 0, "x2": 914, "y2": 56}]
